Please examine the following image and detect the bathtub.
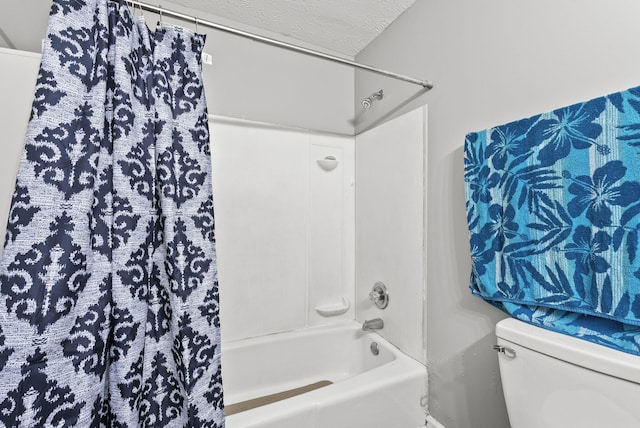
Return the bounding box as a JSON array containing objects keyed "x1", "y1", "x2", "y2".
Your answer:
[{"x1": 222, "y1": 321, "x2": 427, "y2": 428}]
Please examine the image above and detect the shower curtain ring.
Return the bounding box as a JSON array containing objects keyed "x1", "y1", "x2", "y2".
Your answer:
[
  {"x1": 158, "y1": 5, "x2": 163, "y2": 26},
  {"x1": 195, "y1": 16, "x2": 199, "y2": 33}
]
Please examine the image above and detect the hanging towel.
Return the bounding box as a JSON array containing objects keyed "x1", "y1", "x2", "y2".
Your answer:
[
  {"x1": 464, "y1": 86, "x2": 640, "y2": 356},
  {"x1": 0, "y1": 1, "x2": 224, "y2": 426}
]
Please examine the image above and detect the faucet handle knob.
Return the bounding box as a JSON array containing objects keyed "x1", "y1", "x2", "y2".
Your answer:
[{"x1": 369, "y1": 282, "x2": 389, "y2": 309}]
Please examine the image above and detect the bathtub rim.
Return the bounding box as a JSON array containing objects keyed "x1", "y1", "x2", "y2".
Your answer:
[{"x1": 221, "y1": 320, "x2": 427, "y2": 426}]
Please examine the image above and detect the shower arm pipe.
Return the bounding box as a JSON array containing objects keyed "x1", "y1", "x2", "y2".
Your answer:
[{"x1": 115, "y1": 0, "x2": 434, "y2": 89}]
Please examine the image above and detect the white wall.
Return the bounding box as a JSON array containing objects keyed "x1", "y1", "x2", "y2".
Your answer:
[
  {"x1": 211, "y1": 117, "x2": 355, "y2": 342},
  {"x1": 355, "y1": 106, "x2": 426, "y2": 364},
  {"x1": 0, "y1": 0, "x2": 355, "y2": 136},
  {"x1": 0, "y1": 48, "x2": 40, "y2": 252},
  {"x1": 356, "y1": 1, "x2": 640, "y2": 427}
]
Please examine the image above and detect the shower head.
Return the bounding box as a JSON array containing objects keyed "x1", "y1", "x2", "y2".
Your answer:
[{"x1": 361, "y1": 90, "x2": 384, "y2": 110}]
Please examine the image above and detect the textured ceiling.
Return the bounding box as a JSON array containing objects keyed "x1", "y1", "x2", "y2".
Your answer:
[
  {"x1": 0, "y1": 0, "x2": 416, "y2": 56},
  {"x1": 166, "y1": 0, "x2": 417, "y2": 56}
]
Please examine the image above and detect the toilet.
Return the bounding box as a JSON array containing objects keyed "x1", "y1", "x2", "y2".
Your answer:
[{"x1": 495, "y1": 318, "x2": 640, "y2": 428}]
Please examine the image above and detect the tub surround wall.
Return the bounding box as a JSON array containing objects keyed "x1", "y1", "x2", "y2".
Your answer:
[
  {"x1": 308, "y1": 137, "x2": 356, "y2": 327},
  {"x1": 355, "y1": 106, "x2": 426, "y2": 364},
  {"x1": 211, "y1": 117, "x2": 355, "y2": 342},
  {"x1": 355, "y1": 0, "x2": 640, "y2": 427}
]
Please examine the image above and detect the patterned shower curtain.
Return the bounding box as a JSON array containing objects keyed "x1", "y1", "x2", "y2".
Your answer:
[{"x1": 0, "y1": 0, "x2": 224, "y2": 426}]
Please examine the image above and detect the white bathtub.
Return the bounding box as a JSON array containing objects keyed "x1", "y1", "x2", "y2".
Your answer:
[{"x1": 221, "y1": 321, "x2": 427, "y2": 428}]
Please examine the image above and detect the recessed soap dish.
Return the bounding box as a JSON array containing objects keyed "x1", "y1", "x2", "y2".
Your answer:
[
  {"x1": 315, "y1": 297, "x2": 350, "y2": 317},
  {"x1": 317, "y1": 156, "x2": 339, "y2": 171}
]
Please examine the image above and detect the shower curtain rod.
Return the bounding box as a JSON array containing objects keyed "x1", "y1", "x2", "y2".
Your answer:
[{"x1": 114, "y1": 0, "x2": 434, "y2": 89}]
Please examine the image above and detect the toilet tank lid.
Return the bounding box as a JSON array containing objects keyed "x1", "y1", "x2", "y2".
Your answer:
[{"x1": 496, "y1": 318, "x2": 640, "y2": 385}]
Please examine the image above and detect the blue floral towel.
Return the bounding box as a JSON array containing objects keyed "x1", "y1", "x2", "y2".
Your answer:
[{"x1": 464, "y1": 86, "x2": 640, "y2": 355}]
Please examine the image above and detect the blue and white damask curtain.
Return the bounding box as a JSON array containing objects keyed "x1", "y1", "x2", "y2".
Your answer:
[{"x1": 0, "y1": 0, "x2": 224, "y2": 426}]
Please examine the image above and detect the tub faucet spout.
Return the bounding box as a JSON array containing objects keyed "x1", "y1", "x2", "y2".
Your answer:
[{"x1": 362, "y1": 318, "x2": 384, "y2": 331}]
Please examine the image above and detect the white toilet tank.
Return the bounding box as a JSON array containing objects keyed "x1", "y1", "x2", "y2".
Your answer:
[{"x1": 495, "y1": 318, "x2": 640, "y2": 428}]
